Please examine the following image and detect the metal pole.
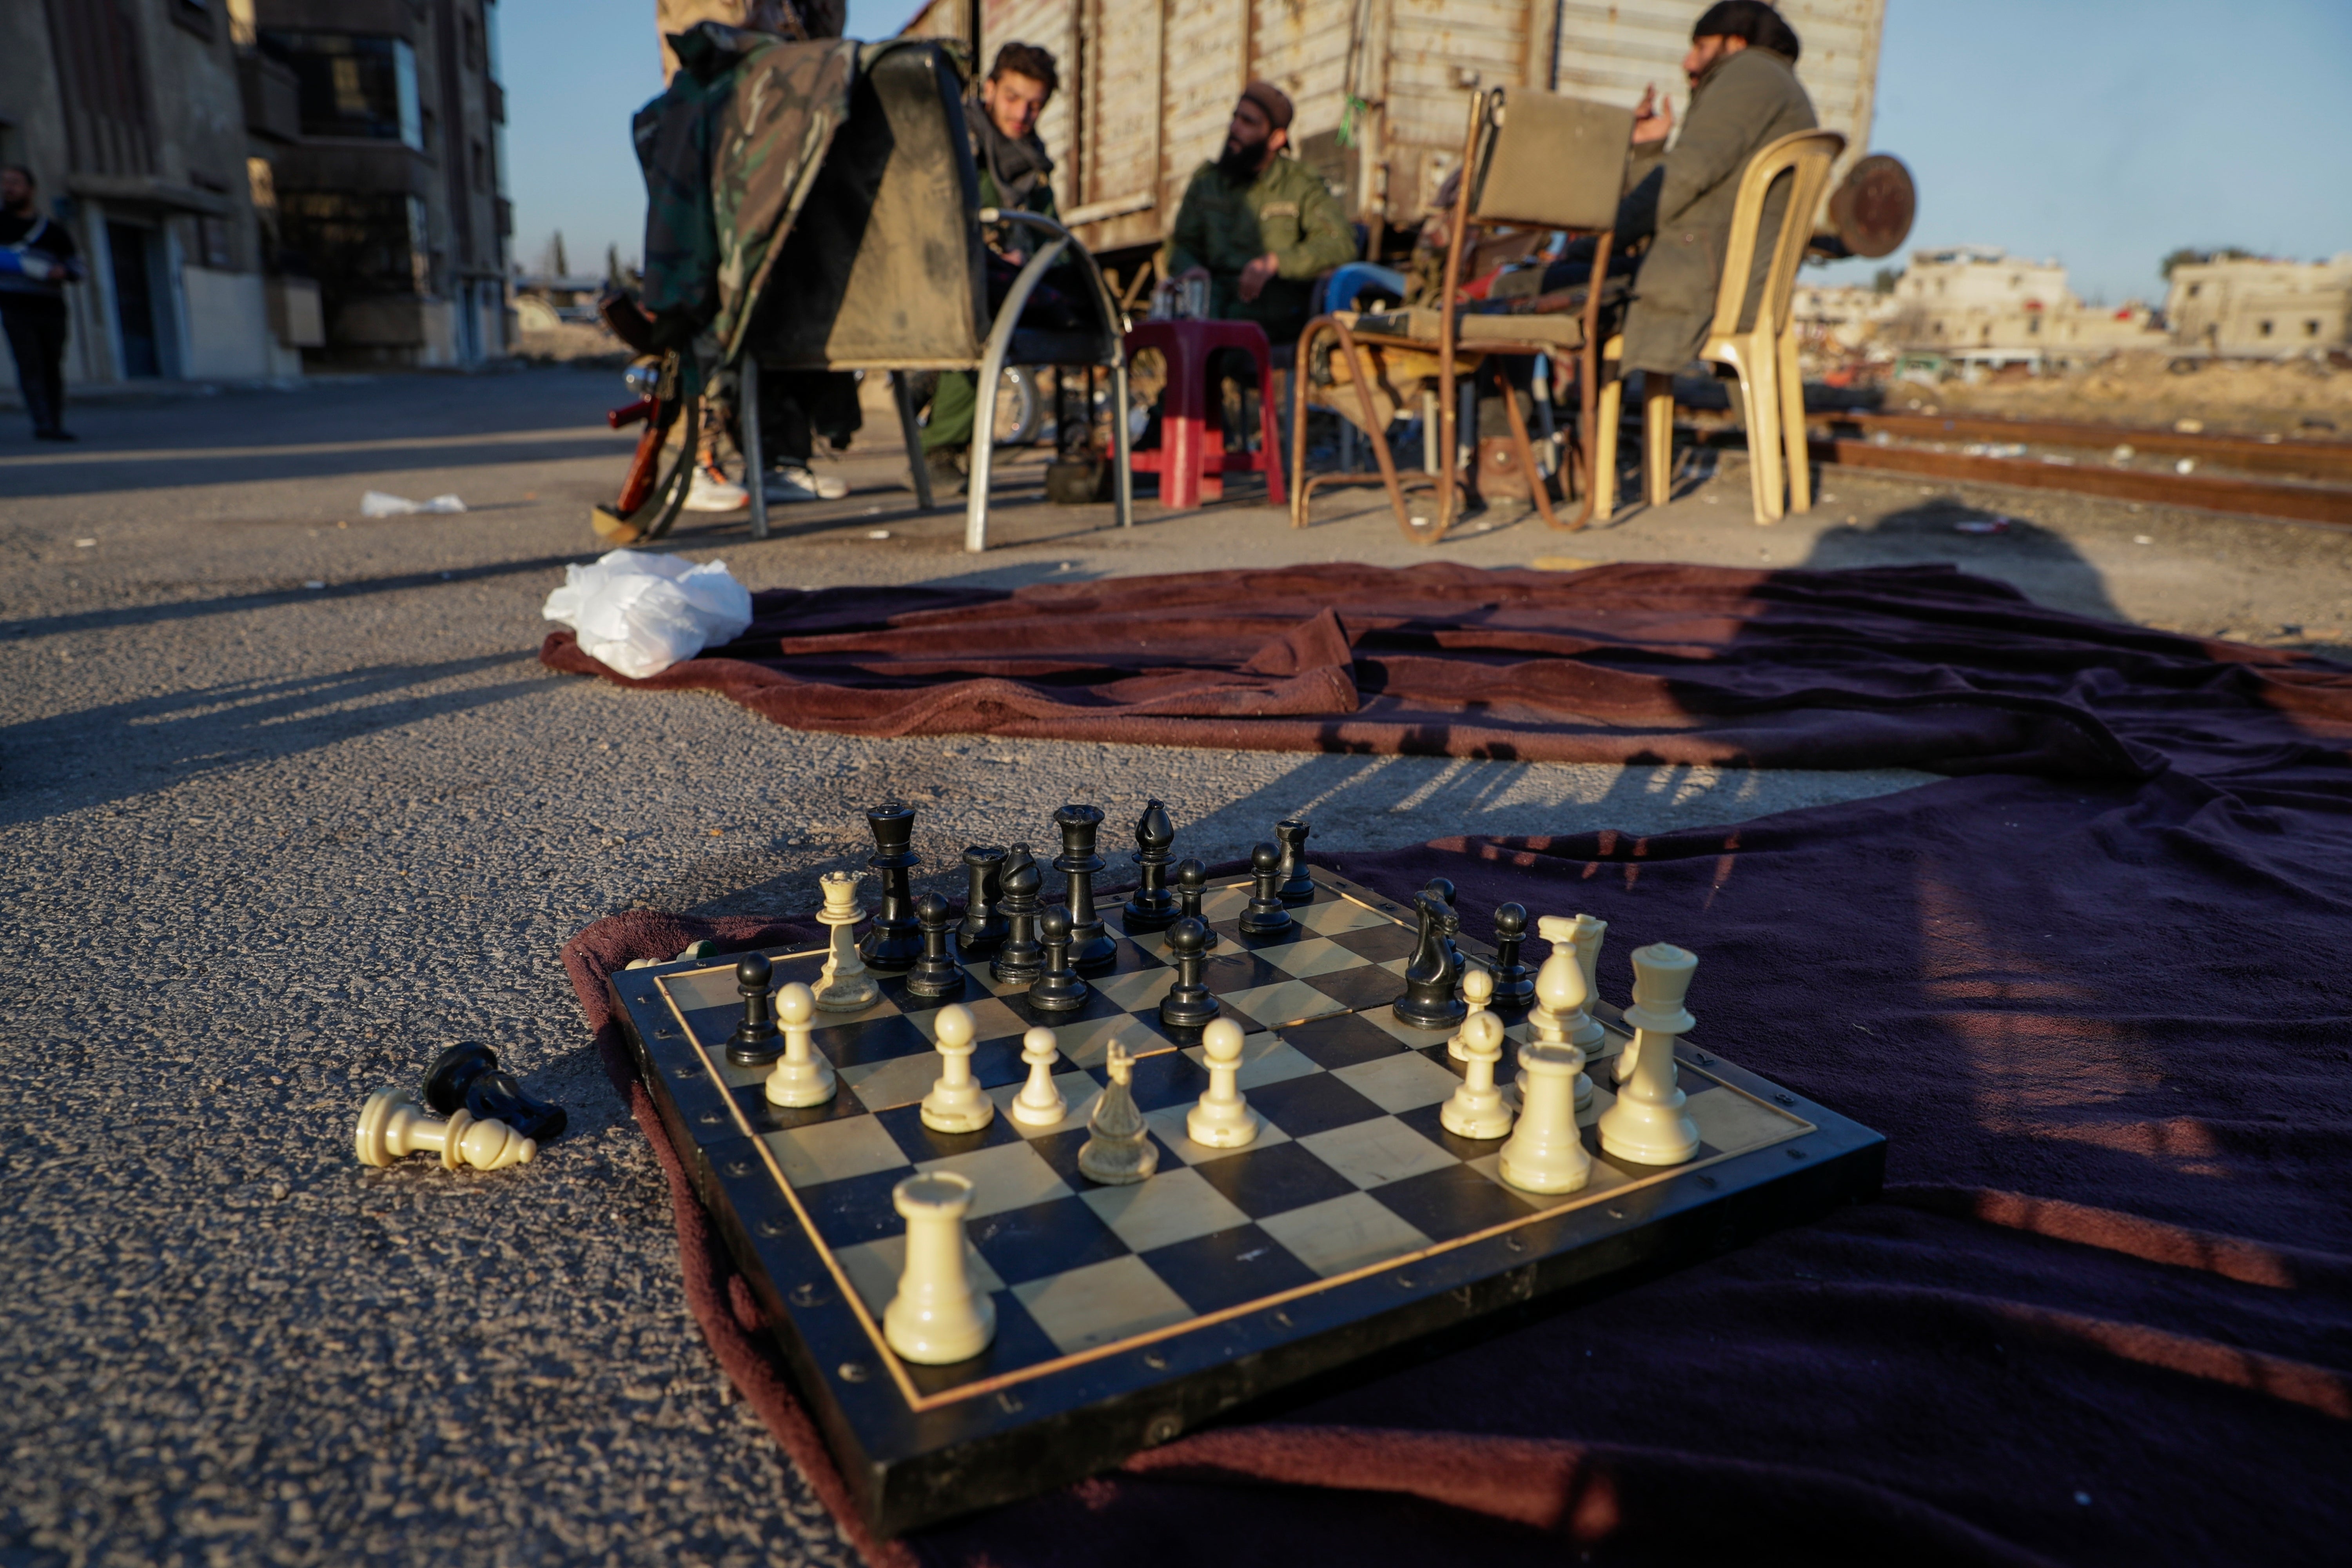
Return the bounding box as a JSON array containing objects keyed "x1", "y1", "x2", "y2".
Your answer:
[
  {"x1": 741, "y1": 358, "x2": 768, "y2": 541},
  {"x1": 965, "y1": 233, "x2": 1071, "y2": 552}
]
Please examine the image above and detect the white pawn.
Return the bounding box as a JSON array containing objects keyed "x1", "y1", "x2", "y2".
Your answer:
[
  {"x1": 1596, "y1": 942, "x2": 1702, "y2": 1166},
  {"x1": 882, "y1": 1171, "x2": 996, "y2": 1364},
  {"x1": 1187, "y1": 1017, "x2": 1260, "y2": 1148},
  {"x1": 1498, "y1": 1041, "x2": 1593, "y2": 1193},
  {"x1": 764, "y1": 982, "x2": 836, "y2": 1107},
  {"x1": 813, "y1": 871, "x2": 880, "y2": 1012},
  {"x1": 1519, "y1": 917, "x2": 1595, "y2": 1112},
  {"x1": 354, "y1": 1088, "x2": 535, "y2": 1171},
  {"x1": 1446, "y1": 963, "x2": 1494, "y2": 1062},
  {"x1": 1009, "y1": 1026, "x2": 1068, "y2": 1128},
  {"x1": 1440, "y1": 1011, "x2": 1513, "y2": 1140},
  {"x1": 920, "y1": 1003, "x2": 995, "y2": 1133}
]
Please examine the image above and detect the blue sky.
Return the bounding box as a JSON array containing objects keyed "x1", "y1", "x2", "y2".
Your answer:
[{"x1": 501, "y1": 0, "x2": 2351, "y2": 302}]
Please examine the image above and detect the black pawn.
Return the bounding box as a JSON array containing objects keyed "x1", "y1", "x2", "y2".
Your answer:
[
  {"x1": 1490, "y1": 902, "x2": 1535, "y2": 1010},
  {"x1": 1172, "y1": 857, "x2": 1219, "y2": 949},
  {"x1": 1158, "y1": 916, "x2": 1220, "y2": 1029},
  {"x1": 857, "y1": 801, "x2": 923, "y2": 972},
  {"x1": 725, "y1": 951, "x2": 785, "y2": 1064},
  {"x1": 1122, "y1": 799, "x2": 1179, "y2": 933},
  {"x1": 957, "y1": 845, "x2": 1007, "y2": 957},
  {"x1": 1238, "y1": 842, "x2": 1295, "y2": 938},
  {"x1": 1028, "y1": 905, "x2": 1090, "y2": 1012},
  {"x1": 990, "y1": 843, "x2": 1045, "y2": 985},
  {"x1": 422, "y1": 1042, "x2": 568, "y2": 1144},
  {"x1": 1273, "y1": 818, "x2": 1315, "y2": 906},
  {"x1": 1392, "y1": 892, "x2": 1467, "y2": 1031},
  {"x1": 905, "y1": 893, "x2": 965, "y2": 999},
  {"x1": 1054, "y1": 803, "x2": 1118, "y2": 975}
]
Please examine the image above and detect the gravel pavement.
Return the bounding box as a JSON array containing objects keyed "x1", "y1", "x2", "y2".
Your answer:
[{"x1": 3, "y1": 367, "x2": 2343, "y2": 1567}]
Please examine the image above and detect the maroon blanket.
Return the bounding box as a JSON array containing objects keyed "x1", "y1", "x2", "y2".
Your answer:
[
  {"x1": 558, "y1": 566, "x2": 2352, "y2": 1566},
  {"x1": 540, "y1": 561, "x2": 2352, "y2": 776}
]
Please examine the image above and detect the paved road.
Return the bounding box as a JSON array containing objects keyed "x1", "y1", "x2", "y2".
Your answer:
[{"x1": 2, "y1": 368, "x2": 2342, "y2": 1567}]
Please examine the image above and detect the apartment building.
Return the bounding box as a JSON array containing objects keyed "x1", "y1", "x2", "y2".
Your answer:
[{"x1": 2165, "y1": 255, "x2": 2352, "y2": 359}]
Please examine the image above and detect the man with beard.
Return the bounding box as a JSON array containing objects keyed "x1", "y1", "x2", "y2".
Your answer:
[
  {"x1": 1163, "y1": 82, "x2": 1355, "y2": 349},
  {"x1": 920, "y1": 42, "x2": 1063, "y2": 494}
]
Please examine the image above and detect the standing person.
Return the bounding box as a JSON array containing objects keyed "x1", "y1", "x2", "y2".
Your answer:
[
  {"x1": 920, "y1": 41, "x2": 1062, "y2": 495},
  {"x1": 0, "y1": 166, "x2": 84, "y2": 443},
  {"x1": 1162, "y1": 83, "x2": 1355, "y2": 350}
]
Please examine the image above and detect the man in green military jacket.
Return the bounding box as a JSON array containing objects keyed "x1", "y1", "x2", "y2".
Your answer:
[
  {"x1": 1163, "y1": 82, "x2": 1357, "y2": 349},
  {"x1": 1612, "y1": 0, "x2": 1817, "y2": 379},
  {"x1": 921, "y1": 42, "x2": 1063, "y2": 492}
]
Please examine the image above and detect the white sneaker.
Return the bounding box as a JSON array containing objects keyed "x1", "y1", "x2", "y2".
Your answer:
[
  {"x1": 684, "y1": 461, "x2": 749, "y2": 511},
  {"x1": 767, "y1": 463, "x2": 849, "y2": 502}
]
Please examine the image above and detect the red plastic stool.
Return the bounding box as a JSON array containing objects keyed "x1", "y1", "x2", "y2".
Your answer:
[{"x1": 1125, "y1": 318, "x2": 1287, "y2": 508}]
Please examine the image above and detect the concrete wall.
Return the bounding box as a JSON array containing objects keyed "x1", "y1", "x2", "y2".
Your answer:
[{"x1": 2165, "y1": 256, "x2": 2352, "y2": 358}]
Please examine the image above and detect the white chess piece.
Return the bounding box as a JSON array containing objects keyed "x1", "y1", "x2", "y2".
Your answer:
[
  {"x1": 1009, "y1": 1025, "x2": 1068, "y2": 1128},
  {"x1": 1498, "y1": 1041, "x2": 1593, "y2": 1193},
  {"x1": 764, "y1": 982, "x2": 837, "y2": 1107},
  {"x1": 1187, "y1": 1017, "x2": 1260, "y2": 1148},
  {"x1": 1567, "y1": 914, "x2": 1608, "y2": 1062},
  {"x1": 919, "y1": 1004, "x2": 995, "y2": 1133},
  {"x1": 882, "y1": 1171, "x2": 996, "y2": 1364},
  {"x1": 1446, "y1": 963, "x2": 1495, "y2": 1063},
  {"x1": 1519, "y1": 917, "x2": 1595, "y2": 1112},
  {"x1": 354, "y1": 1088, "x2": 535, "y2": 1171},
  {"x1": 813, "y1": 871, "x2": 880, "y2": 1012},
  {"x1": 1596, "y1": 942, "x2": 1701, "y2": 1166},
  {"x1": 1440, "y1": 1011, "x2": 1514, "y2": 1140}
]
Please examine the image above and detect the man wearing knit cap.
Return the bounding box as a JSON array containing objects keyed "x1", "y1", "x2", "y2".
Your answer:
[{"x1": 1162, "y1": 82, "x2": 1355, "y2": 347}]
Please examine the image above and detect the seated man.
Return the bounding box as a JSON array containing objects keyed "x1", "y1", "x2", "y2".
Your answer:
[
  {"x1": 1163, "y1": 82, "x2": 1356, "y2": 351},
  {"x1": 920, "y1": 41, "x2": 1063, "y2": 494},
  {"x1": 1609, "y1": 0, "x2": 1817, "y2": 388}
]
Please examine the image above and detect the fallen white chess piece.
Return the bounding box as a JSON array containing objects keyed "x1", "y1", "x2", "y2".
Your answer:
[{"x1": 354, "y1": 1087, "x2": 534, "y2": 1171}]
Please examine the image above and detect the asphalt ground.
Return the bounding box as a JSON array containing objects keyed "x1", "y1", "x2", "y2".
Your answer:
[{"x1": 4, "y1": 366, "x2": 2347, "y2": 1567}]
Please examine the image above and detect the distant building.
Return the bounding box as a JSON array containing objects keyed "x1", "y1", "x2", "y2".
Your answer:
[
  {"x1": 0, "y1": 0, "x2": 302, "y2": 388},
  {"x1": 251, "y1": 0, "x2": 513, "y2": 367},
  {"x1": 1887, "y1": 246, "x2": 2162, "y2": 370},
  {"x1": 2165, "y1": 255, "x2": 2352, "y2": 359},
  {"x1": 1790, "y1": 282, "x2": 1899, "y2": 360}
]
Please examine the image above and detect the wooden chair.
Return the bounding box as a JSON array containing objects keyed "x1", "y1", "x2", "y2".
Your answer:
[
  {"x1": 1593, "y1": 127, "x2": 1845, "y2": 524},
  {"x1": 1289, "y1": 87, "x2": 1634, "y2": 543}
]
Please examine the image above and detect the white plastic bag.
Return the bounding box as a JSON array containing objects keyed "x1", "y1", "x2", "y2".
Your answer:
[
  {"x1": 361, "y1": 490, "x2": 466, "y2": 517},
  {"x1": 542, "y1": 549, "x2": 754, "y2": 678}
]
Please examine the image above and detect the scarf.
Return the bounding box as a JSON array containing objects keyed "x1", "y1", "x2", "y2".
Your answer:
[{"x1": 968, "y1": 89, "x2": 1054, "y2": 209}]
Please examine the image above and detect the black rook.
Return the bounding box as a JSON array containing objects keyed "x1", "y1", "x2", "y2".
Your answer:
[
  {"x1": 957, "y1": 845, "x2": 1008, "y2": 957},
  {"x1": 1273, "y1": 818, "x2": 1314, "y2": 905}
]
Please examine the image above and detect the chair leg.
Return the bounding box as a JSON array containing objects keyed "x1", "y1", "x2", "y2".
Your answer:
[
  {"x1": 1777, "y1": 326, "x2": 1811, "y2": 515},
  {"x1": 1643, "y1": 377, "x2": 1674, "y2": 507},
  {"x1": 742, "y1": 358, "x2": 769, "y2": 541},
  {"x1": 1256, "y1": 351, "x2": 1287, "y2": 506},
  {"x1": 1497, "y1": 361, "x2": 1560, "y2": 530},
  {"x1": 1110, "y1": 359, "x2": 1134, "y2": 528},
  {"x1": 893, "y1": 370, "x2": 933, "y2": 513},
  {"x1": 1594, "y1": 373, "x2": 1622, "y2": 521},
  {"x1": 1734, "y1": 339, "x2": 1783, "y2": 524}
]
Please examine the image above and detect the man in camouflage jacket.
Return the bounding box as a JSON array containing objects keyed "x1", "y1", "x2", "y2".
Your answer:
[{"x1": 1163, "y1": 82, "x2": 1356, "y2": 348}]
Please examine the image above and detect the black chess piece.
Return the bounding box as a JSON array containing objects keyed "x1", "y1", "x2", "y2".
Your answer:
[
  {"x1": 422, "y1": 1042, "x2": 568, "y2": 1144},
  {"x1": 1122, "y1": 799, "x2": 1178, "y2": 932},
  {"x1": 1489, "y1": 902, "x2": 1535, "y2": 1010},
  {"x1": 725, "y1": 951, "x2": 786, "y2": 1064},
  {"x1": 1238, "y1": 842, "x2": 1295, "y2": 938},
  {"x1": 990, "y1": 842, "x2": 1045, "y2": 985},
  {"x1": 1273, "y1": 818, "x2": 1315, "y2": 906},
  {"x1": 957, "y1": 845, "x2": 1008, "y2": 957},
  {"x1": 1172, "y1": 856, "x2": 1220, "y2": 949},
  {"x1": 1054, "y1": 803, "x2": 1118, "y2": 975},
  {"x1": 1158, "y1": 916, "x2": 1220, "y2": 1029},
  {"x1": 856, "y1": 801, "x2": 923, "y2": 973},
  {"x1": 1028, "y1": 905, "x2": 1090, "y2": 1012},
  {"x1": 1392, "y1": 891, "x2": 1468, "y2": 1030},
  {"x1": 905, "y1": 893, "x2": 965, "y2": 999},
  {"x1": 1423, "y1": 877, "x2": 1464, "y2": 980}
]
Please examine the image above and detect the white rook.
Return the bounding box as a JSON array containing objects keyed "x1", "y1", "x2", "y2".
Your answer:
[{"x1": 882, "y1": 1171, "x2": 996, "y2": 1364}]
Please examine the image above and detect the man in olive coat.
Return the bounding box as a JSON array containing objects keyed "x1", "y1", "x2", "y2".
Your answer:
[
  {"x1": 1163, "y1": 82, "x2": 1357, "y2": 348},
  {"x1": 1613, "y1": 0, "x2": 1817, "y2": 379}
]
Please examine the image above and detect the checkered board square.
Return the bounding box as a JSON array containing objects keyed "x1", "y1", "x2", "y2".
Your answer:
[{"x1": 610, "y1": 867, "x2": 1885, "y2": 1536}]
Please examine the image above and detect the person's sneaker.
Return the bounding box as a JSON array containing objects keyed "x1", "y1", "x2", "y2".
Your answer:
[
  {"x1": 784, "y1": 462, "x2": 849, "y2": 500},
  {"x1": 762, "y1": 463, "x2": 846, "y2": 503},
  {"x1": 33, "y1": 427, "x2": 75, "y2": 442},
  {"x1": 683, "y1": 460, "x2": 749, "y2": 511},
  {"x1": 923, "y1": 448, "x2": 967, "y2": 496}
]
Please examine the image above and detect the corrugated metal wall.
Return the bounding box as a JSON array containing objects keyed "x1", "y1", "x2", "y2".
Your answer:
[{"x1": 896, "y1": 0, "x2": 1881, "y2": 254}]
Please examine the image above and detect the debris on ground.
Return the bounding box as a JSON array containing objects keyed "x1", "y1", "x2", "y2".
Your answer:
[{"x1": 362, "y1": 491, "x2": 468, "y2": 517}]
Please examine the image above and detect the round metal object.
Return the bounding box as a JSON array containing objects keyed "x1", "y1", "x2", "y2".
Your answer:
[{"x1": 1826, "y1": 154, "x2": 1916, "y2": 260}]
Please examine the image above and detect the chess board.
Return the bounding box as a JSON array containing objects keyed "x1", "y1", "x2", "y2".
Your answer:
[{"x1": 608, "y1": 869, "x2": 1884, "y2": 1536}]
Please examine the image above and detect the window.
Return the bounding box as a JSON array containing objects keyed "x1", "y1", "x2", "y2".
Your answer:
[
  {"x1": 2187, "y1": 283, "x2": 2202, "y2": 298},
  {"x1": 470, "y1": 140, "x2": 486, "y2": 188},
  {"x1": 276, "y1": 190, "x2": 430, "y2": 297},
  {"x1": 2309, "y1": 321, "x2": 2324, "y2": 338},
  {"x1": 463, "y1": 14, "x2": 483, "y2": 70},
  {"x1": 2260, "y1": 320, "x2": 2274, "y2": 336},
  {"x1": 257, "y1": 31, "x2": 422, "y2": 148}
]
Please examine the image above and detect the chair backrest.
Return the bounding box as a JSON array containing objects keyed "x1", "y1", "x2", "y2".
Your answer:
[
  {"x1": 748, "y1": 41, "x2": 988, "y2": 369},
  {"x1": 1709, "y1": 127, "x2": 1846, "y2": 340},
  {"x1": 1468, "y1": 88, "x2": 1635, "y2": 233}
]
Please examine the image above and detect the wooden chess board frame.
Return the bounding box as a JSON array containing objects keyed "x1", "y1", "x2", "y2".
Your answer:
[{"x1": 608, "y1": 869, "x2": 1885, "y2": 1537}]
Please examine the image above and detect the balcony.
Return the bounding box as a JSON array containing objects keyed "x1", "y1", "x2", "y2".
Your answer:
[
  {"x1": 238, "y1": 52, "x2": 303, "y2": 144},
  {"x1": 486, "y1": 78, "x2": 505, "y2": 125}
]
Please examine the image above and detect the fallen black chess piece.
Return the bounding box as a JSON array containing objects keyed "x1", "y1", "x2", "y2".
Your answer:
[{"x1": 423, "y1": 1042, "x2": 569, "y2": 1145}]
